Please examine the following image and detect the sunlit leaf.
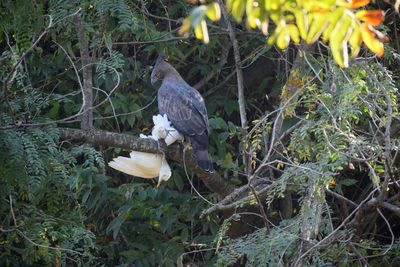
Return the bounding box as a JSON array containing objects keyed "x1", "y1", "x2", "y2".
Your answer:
[
  {"x1": 330, "y1": 39, "x2": 347, "y2": 68},
  {"x1": 277, "y1": 27, "x2": 290, "y2": 49},
  {"x1": 294, "y1": 11, "x2": 308, "y2": 40},
  {"x1": 229, "y1": 0, "x2": 246, "y2": 22},
  {"x1": 267, "y1": 30, "x2": 278, "y2": 46},
  {"x1": 246, "y1": 0, "x2": 260, "y2": 29},
  {"x1": 307, "y1": 13, "x2": 329, "y2": 44},
  {"x1": 321, "y1": 7, "x2": 345, "y2": 42},
  {"x1": 194, "y1": 19, "x2": 209, "y2": 44},
  {"x1": 355, "y1": 10, "x2": 384, "y2": 26},
  {"x1": 288, "y1": 24, "x2": 300, "y2": 44},
  {"x1": 349, "y1": 25, "x2": 362, "y2": 57},
  {"x1": 205, "y1": 2, "x2": 221, "y2": 21},
  {"x1": 339, "y1": 0, "x2": 370, "y2": 9},
  {"x1": 179, "y1": 17, "x2": 192, "y2": 36},
  {"x1": 226, "y1": 0, "x2": 235, "y2": 12},
  {"x1": 360, "y1": 23, "x2": 384, "y2": 57},
  {"x1": 304, "y1": 0, "x2": 336, "y2": 12},
  {"x1": 329, "y1": 15, "x2": 352, "y2": 67}
]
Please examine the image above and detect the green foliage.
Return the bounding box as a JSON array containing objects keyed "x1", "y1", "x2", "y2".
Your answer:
[
  {"x1": 217, "y1": 219, "x2": 299, "y2": 266},
  {"x1": 0, "y1": 0, "x2": 399, "y2": 266},
  {"x1": 183, "y1": 0, "x2": 387, "y2": 67},
  {"x1": 0, "y1": 1, "x2": 226, "y2": 265},
  {"x1": 213, "y1": 59, "x2": 399, "y2": 265},
  {"x1": 0, "y1": 121, "x2": 97, "y2": 265}
]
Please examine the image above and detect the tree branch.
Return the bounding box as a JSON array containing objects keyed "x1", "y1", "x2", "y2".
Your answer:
[
  {"x1": 59, "y1": 127, "x2": 235, "y2": 198},
  {"x1": 220, "y1": 1, "x2": 247, "y2": 128},
  {"x1": 75, "y1": 14, "x2": 93, "y2": 130}
]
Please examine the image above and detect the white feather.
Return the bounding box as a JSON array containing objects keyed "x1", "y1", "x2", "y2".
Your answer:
[
  {"x1": 157, "y1": 157, "x2": 172, "y2": 187},
  {"x1": 164, "y1": 128, "x2": 184, "y2": 145},
  {"x1": 108, "y1": 151, "x2": 163, "y2": 178},
  {"x1": 108, "y1": 114, "x2": 180, "y2": 186},
  {"x1": 108, "y1": 151, "x2": 172, "y2": 185}
]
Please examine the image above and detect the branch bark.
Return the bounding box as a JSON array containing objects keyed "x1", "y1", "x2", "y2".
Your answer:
[
  {"x1": 75, "y1": 14, "x2": 93, "y2": 130},
  {"x1": 59, "y1": 127, "x2": 235, "y2": 198},
  {"x1": 220, "y1": 2, "x2": 247, "y2": 128}
]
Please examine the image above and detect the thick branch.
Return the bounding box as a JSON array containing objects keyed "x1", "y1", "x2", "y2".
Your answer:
[
  {"x1": 59, "y1": 127, "x2": 235, "y2": 198},
  {"x1": 75, "y1": 14, "x2": 93, "y2": 130}
]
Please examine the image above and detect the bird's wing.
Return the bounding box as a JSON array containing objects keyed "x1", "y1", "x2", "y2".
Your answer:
[{"x1": 158, "y1": 83, "x2": 208, "y2": 137}]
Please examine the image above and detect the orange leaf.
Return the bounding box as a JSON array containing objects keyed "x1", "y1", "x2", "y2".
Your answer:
[
  {"x1": 360, "y1": 23, "x2": 384, "y2": 57},
  {"x1": 340, "y1": 0, "x2": 370, "y2": 9},
  {"x1": 356, "y1": 10, "x2": 384, "y2": 26},
  {"x1": 311, "y1": 6, "x2": 330, "y2": 13}
]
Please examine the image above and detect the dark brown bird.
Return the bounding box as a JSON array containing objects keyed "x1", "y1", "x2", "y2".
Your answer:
[{"x1": 151, "y1": 56, "x2": 214, "y2": 172}]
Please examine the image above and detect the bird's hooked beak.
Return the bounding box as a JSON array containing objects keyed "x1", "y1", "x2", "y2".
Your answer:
[{"x1": 151, "y1": 76, "x2": 158, "y2": 86}]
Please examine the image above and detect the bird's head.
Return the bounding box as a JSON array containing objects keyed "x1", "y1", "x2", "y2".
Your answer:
[
  {"x1": 150, "y1": 54, "x2": 176, "y2": 86},
  {"x1": 151, "y1": 54, "x2": 166, "y2": 86}
]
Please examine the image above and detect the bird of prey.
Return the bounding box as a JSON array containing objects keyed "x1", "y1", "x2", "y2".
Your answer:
[{"x1": 151, "y1": 55, "x2": 214, "y2": 172}]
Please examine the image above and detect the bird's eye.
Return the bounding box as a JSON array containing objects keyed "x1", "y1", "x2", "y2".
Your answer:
[{"x1": 155, "y1": 71, "x2": 161, "y2": 78}]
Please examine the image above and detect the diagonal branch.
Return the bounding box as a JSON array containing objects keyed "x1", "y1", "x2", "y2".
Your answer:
[{"x1": 59, "y1": 127, "x2": 235, "y2": 198}]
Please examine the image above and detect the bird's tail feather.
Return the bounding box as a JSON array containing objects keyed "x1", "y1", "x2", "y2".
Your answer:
[
  {"x1": 194, "y1": 150, "x2": 214, "y2": 172},
  {"x1": 108, "y1": 152, "x2": 162, "y2": 178},
  {"x1": 189, "y1": 135, "x2": 214, "y2": 172}
]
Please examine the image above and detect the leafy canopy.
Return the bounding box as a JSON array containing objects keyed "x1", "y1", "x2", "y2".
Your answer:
[{"x1": 180, "y1": 0, "x2": 387, "y2": 67}]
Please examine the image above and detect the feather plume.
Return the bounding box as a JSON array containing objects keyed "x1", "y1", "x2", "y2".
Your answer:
[{"x1": 108, "y1": 114, "x2": 179, "y2": 186}]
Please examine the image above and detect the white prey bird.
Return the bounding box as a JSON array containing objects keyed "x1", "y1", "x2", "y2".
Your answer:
[{"x1": 108, "y1": 114, "x2": 182, "y2": 186}]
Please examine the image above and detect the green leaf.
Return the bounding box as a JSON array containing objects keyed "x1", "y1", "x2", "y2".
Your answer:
[
  {"x1": 224, "y1": 153, "x2": 233, "y2": 168},
  {"x1": 127, "y1": 115, "x2": 136, "y2": 127},
  {"x1": 47, "y1": 101, "x2": 59, "y2": 119},
  {"x1": 173, "y1": 174, "x2": 184, "y2": 191}
]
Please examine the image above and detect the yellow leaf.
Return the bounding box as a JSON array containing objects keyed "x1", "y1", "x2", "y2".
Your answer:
[
  {"x1": 226, "y1": 0, "x2": 234, "y2": 11},
  {"x1": 360, "y1": 23, "x2": 384, "y2": 57},
  {"x1": 194, "y1": 20, "x2": 209, "y2": 44},
  {"x1": 179, "y1": 17, "x2": 192, "y2": 36},
  {"x1": 334, "y1": 42, "x2": 349, "y2": 68},
  {"x1": 329, "y1": 13, "x2": 352, "y2": 44},
  {"x1": 267, "y1": 30, "x2": 278, "y2": 46},
  {"x1": 321, "y1": 7, "x2": 344, "y2": 42},
  {"x1": 303, "y1": 0, "x2": 336, "y2": 12},
  {"x1": 246, "y1": 0, "x2": 260, "y2": 29},
  {"x1": 194, "y1": 21, "x2": 204, "y2": 40},
  {"x1": 329, "y1": 15, "x2": 352, "y2": 67},
  {"x1": 205, "y1": 3, "x2": 221, "y2": 21},
  {"x1": 232, "y1": 0, "x2": 246, "y2": 22},
  {"x1": 287, "y1": 24, "x2": 300, "y2": 44},
  {"x1": 349, "y1": 24, "x2": 362, "y2": 57},
  {"x1": 246, "y1": 0, "x2": 254, "y2": 16},
  {"x1": 294, "y1": 11, "x2": 308, "y2": 40},
  {"x1": 276, "y1": 27, "x2": 290, "y2": 49},
  {"x1": 307, "y1": 13, "x2": 329, "y2": 44},
  {"x1": 339, "y1": 0, "x2": 370, "y2": 9}
]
